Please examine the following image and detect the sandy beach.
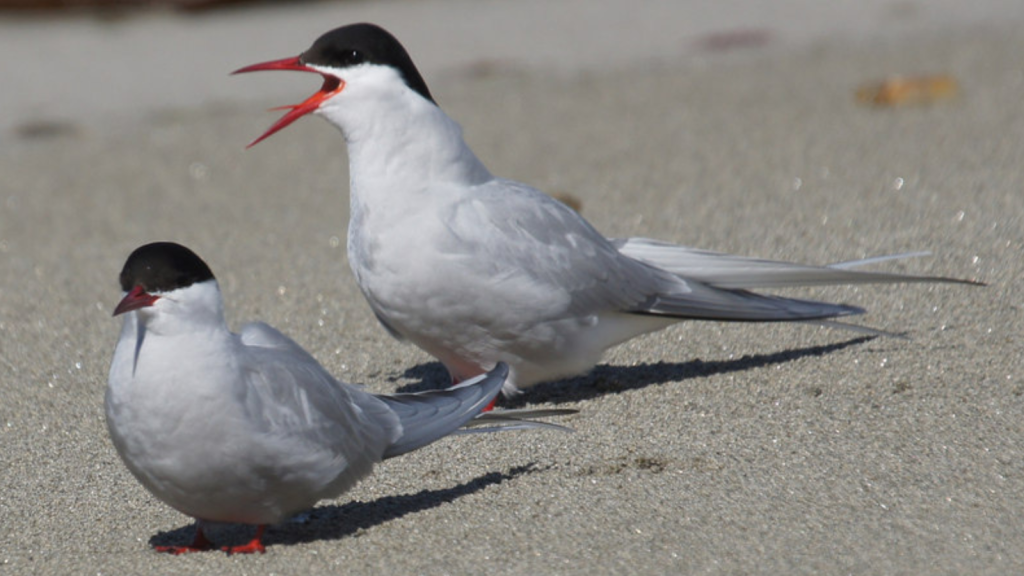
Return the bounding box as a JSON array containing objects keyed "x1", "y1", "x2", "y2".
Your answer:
[{"x1": 1, "y1": 1, "x2": 1022, "y2": 573}]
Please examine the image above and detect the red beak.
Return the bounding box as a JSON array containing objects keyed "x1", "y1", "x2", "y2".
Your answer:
[
  {"x1": 113, "y1": 285, "x2": 160, "y2": 317},
  {"x1": 232, "y1": 56, "x2": 345, "y2": 148}
]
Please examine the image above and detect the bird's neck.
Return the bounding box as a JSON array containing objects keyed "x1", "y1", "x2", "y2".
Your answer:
[{"x1": 326, "y1": 98, "x2": 493, "y2": 197}]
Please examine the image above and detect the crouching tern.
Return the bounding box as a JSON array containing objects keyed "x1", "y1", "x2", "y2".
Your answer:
[
  {"x1": 105, "y1": 242, "x2": 574, "y2": 554},
  {"x1": 234, "y1": 23, "x2": 981, "y2": 396}
]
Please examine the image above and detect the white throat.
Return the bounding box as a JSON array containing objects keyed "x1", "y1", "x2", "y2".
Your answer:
[
  {"x1": 131, "y1": 280, "x2": 227, "y2": 338},
  {"x1": 312, "y1": 65, "x2": 493, "y2": 195}
]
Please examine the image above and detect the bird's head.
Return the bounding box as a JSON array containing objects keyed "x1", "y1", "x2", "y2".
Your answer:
[
  {"x1": 233, "y1": 23, "x2": 434, "y2": 148},
  {"x1": 114, "y1": 243, "x2": 222, "y2": 333}
]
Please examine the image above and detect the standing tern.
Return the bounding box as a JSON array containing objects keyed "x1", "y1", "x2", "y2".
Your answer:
[
  {"x1": 106, "y1": 242, "x2": 573, "y2": 554},
  {"x1": 234, "y1": 23, "x2": 980, "y2": 396}
]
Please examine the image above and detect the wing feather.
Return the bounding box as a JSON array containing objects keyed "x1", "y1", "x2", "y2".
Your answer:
[{"x1": 238, "y1": 322, "x2": 399, "y2": 497}]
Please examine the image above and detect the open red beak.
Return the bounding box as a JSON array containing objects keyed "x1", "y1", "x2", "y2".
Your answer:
[
  {"x1": 113, "y1": 286, "x2": 160, "y2": 317},
  {"x1": 232, "y1": 56, "x2": 345, "y2": 148}
]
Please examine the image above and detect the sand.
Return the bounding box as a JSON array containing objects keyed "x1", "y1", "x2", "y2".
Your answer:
[{"x1": 1, "y1": 1, "x2": 1022, "y2": 574}]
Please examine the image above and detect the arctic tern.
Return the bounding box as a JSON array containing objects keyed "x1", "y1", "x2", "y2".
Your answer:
[
  {"x1": 106, "y1": 242, "x2": 573, "y2": 554},
  {"x1": 234, "y1": 23, "x2": 980, "y2": 396}
]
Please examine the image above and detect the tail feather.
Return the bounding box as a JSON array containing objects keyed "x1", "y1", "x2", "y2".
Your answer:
[
  {"x1": 379, "y1": 363, "x2": 507, "y2": 459},
  {"x1": 615, "y1": 238, "x2": 982, "y2": 289},
  {"x1": 827, "y1": 251, "x2": 932, "y2": 270},
  {"x1": 456, "y1": 408, "x2": 578, "y2": 434},
  {"x1": 378, "y1": 364, "x2": 574, "y2": 459}
]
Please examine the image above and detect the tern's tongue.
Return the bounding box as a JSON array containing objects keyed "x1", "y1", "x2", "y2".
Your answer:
[{"x1": 245, "y1": 76, "x2": 344, "y2": 148}]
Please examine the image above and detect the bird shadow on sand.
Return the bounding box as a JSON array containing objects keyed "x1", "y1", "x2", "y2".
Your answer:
[
  {"x1": 391, "y1": 336, "x2": 876, "y2": 407},
  {"x1": 148, "y1": 463, "x2": 538, "y2": 552}
]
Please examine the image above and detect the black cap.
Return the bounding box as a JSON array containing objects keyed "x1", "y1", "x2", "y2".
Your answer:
[
  {"x1": 119, "y1": 242, "x2": 215, "y2": 293},
  {"x1": 300, "y1": 23, "x2": 434, "y2": 104}
]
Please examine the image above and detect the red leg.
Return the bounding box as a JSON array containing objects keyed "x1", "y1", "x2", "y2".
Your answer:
[
  {"x1": 155, "y1": 523, "x2": 214, "y2": 554},
  {"x1": 222, "y1": 524, "x2": 267, "y2": 554}
]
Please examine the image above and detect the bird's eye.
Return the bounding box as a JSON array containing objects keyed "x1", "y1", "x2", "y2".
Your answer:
[{"x1": 341, "y1": 49, "x2": 364, "y2": 66}]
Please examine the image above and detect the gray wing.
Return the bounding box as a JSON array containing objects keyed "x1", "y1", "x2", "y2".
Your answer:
[
  {"x1": 377, "y1": 363, "x2": 577, "y2": 458},
  {"x1": 238, "y1": 322, "x2": 400, "y2": 494},
  {"x1": 442, "y1": 180, "x2": 867, "y2": 323},
  {"x1": 377, "y1": 363, "x2": 508, "y2": 459},
  {"x1": 442, "y1": 179, "x2": 657, "y2": 316}
]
